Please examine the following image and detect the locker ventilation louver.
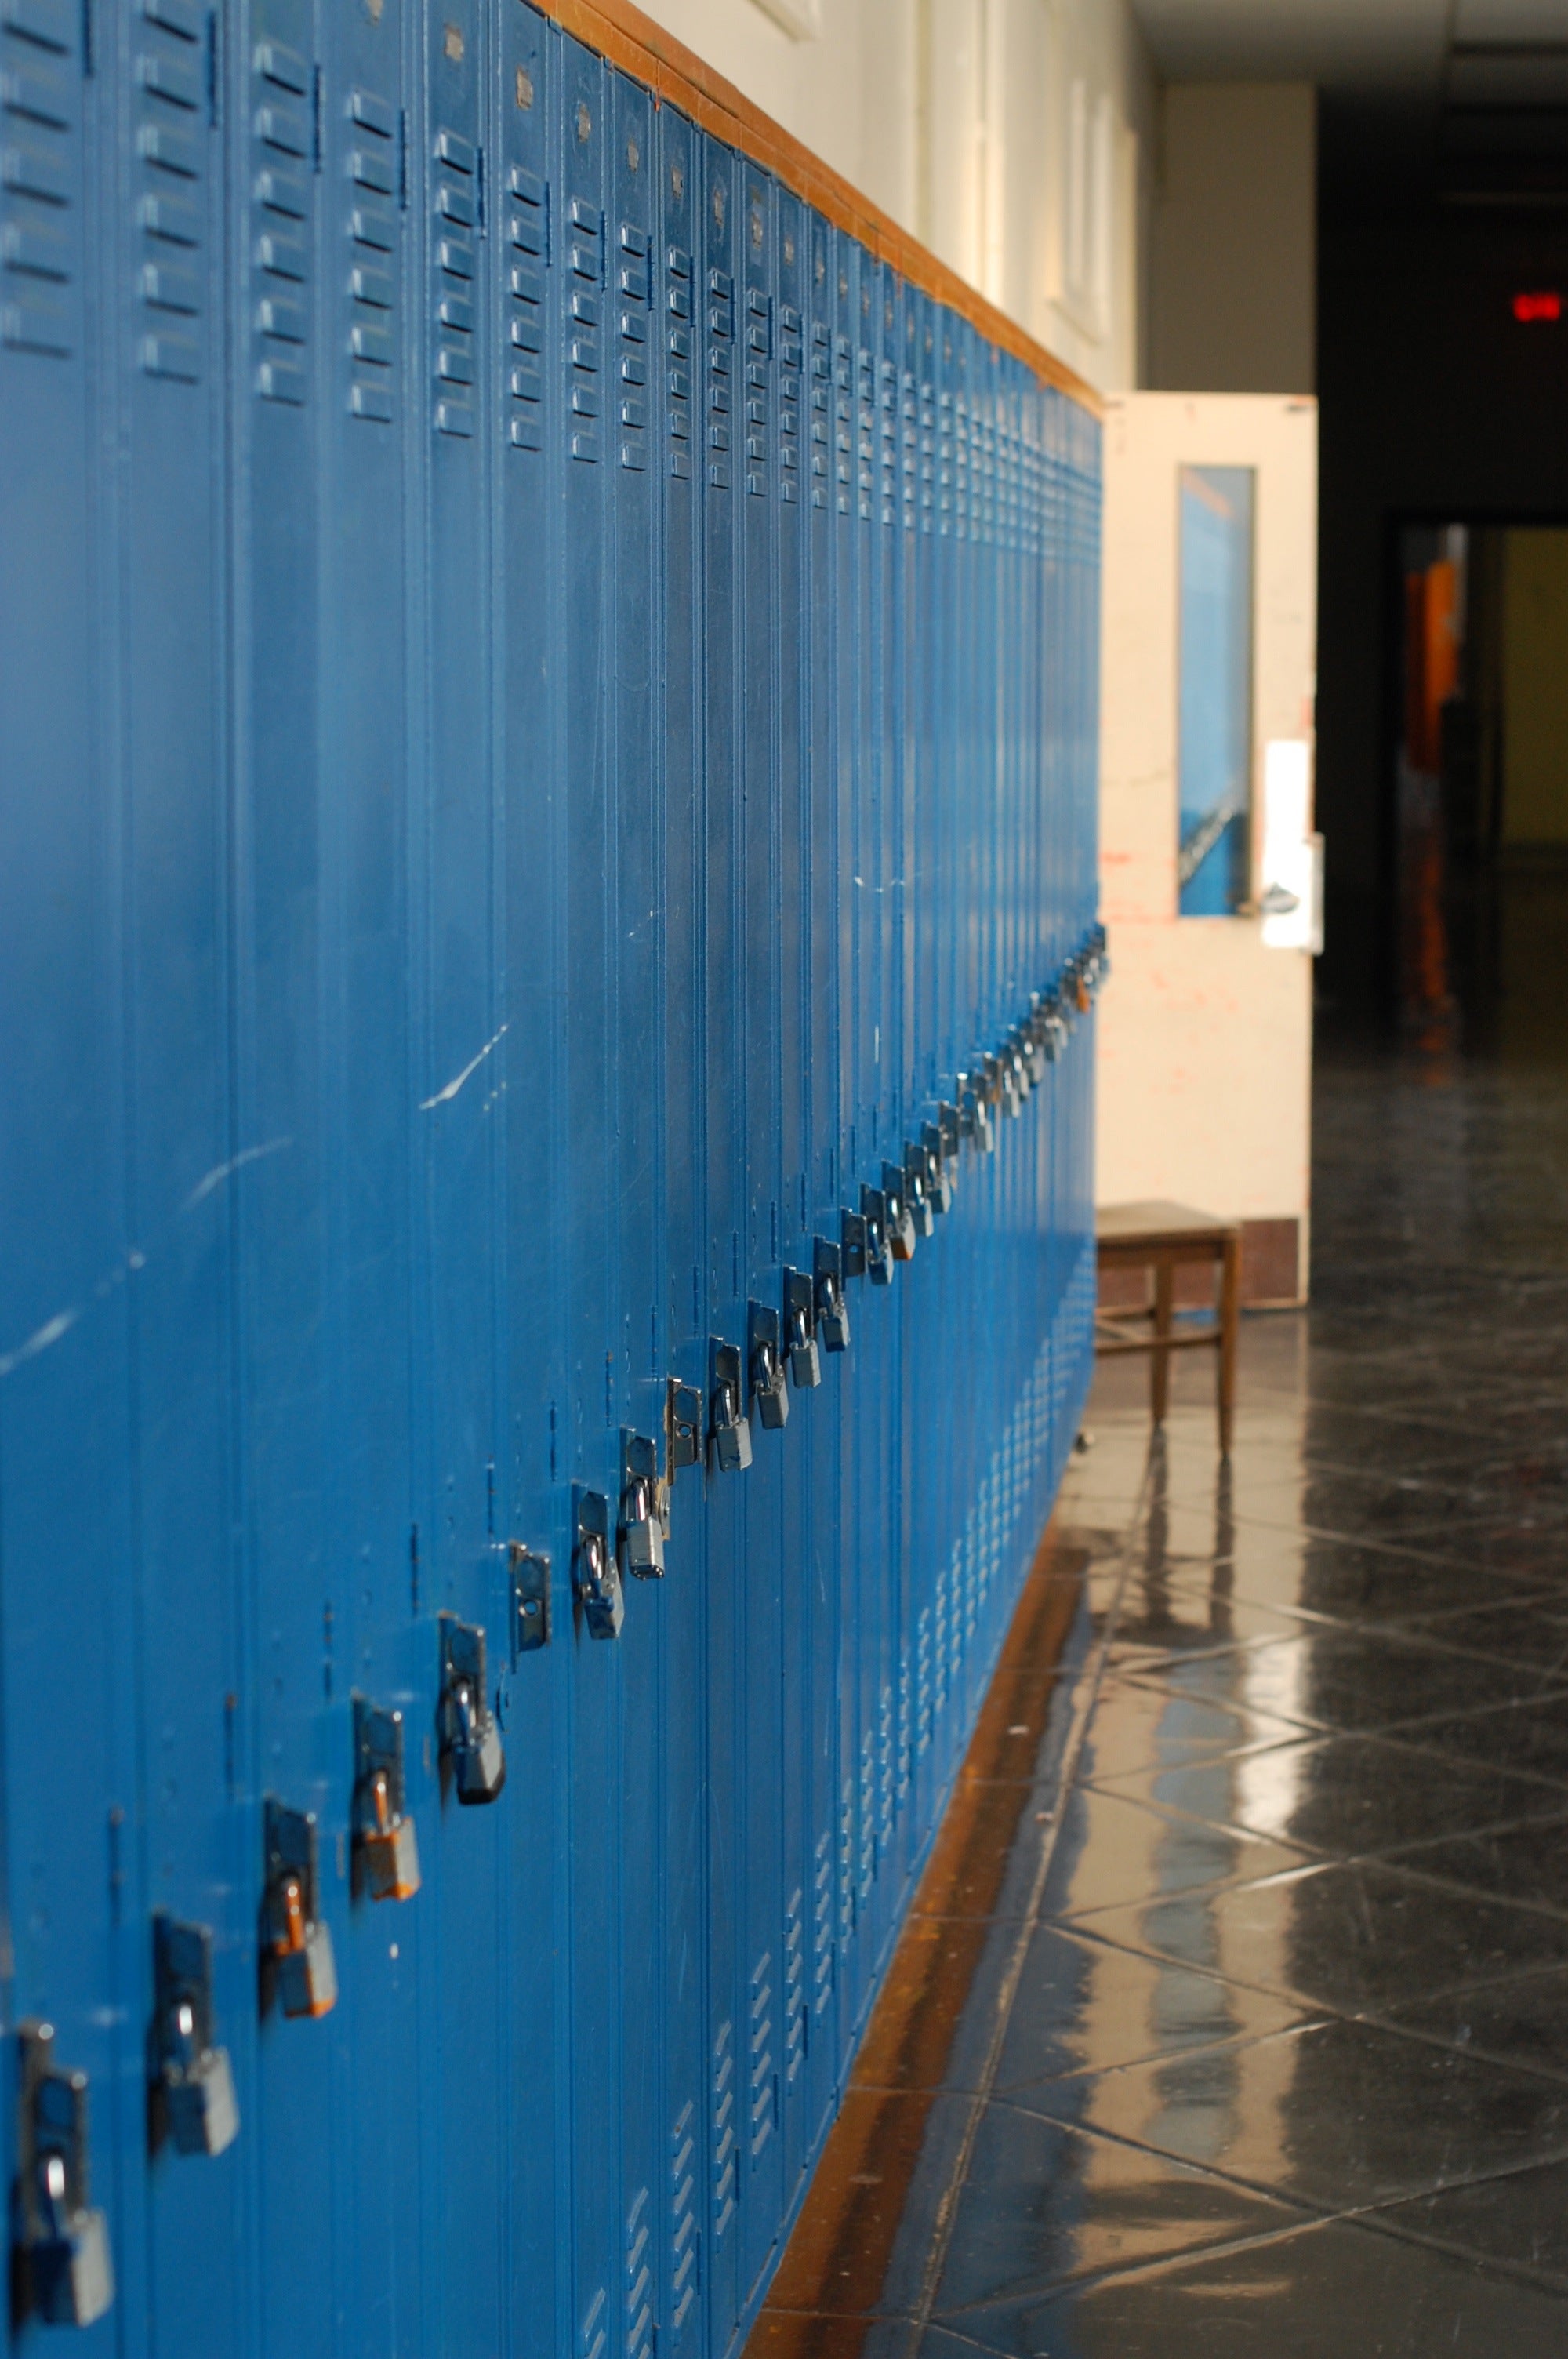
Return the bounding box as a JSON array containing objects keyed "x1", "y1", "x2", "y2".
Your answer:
[
  {"x1": 783, "y1": 1891, "x2": 806, "y2": 2092},
  {"x1": 711, "y1": 2021, "x2": 736, "y2": 2242},
  {"x1": 624, "y1": 2186, "x2": 653, "y2": 2359},
  {"x1": 669, "y1": 2099, "x2": 699, "y2": 2340},
  {"x1": 748, "y1": 1950, "x2": 776, "y2": 2161}
]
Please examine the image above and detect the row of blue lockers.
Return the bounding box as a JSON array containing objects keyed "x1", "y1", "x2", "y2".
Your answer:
[{"x1": 0, "y1": 0, "x2": 1102, "y2": 2351}]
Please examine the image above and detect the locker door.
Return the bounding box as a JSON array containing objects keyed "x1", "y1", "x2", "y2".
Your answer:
[
  {"x1": 0, "y1": 4, "x2": 128, "y2": 2352},
  {"x1": 771, "y1": 183, "x2": 822, "y2": 2203},
  {"x1": 225, "y1": 4, "x2": 350, "y2": 2352},
  {"x1": 800, "y1": 202, "x2": 847, "y2": 2127},
  {"x1": 697, "y1": 124, "x2": 745, "y2": 2358},
  {"x1": 607, "y1": 64, "x2": 664, "y2": 2359},
  {"x1": 654, "y1": 98, "x2": 710, "y2": 2359},
  {"x1": 735, "y1": 158, "x2": 786, "y2": 2313},
  {"x1": 492, "y1": 12, "x2": 566, "y2": 2358},
  {"x1": 413, "y1": 2, "x2": 511, "y2": 2352},
  {"x1": 309, "y1": 8, "x2": 426, "y2": 2356},
  {"x1": 553, "y1": 40, "x2": 622, "y2": 2359},
  {"x1": 110, "y1": 0, "x2": 241, "y2": 2345}
]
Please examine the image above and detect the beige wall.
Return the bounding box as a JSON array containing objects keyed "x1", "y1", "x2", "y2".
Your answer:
[
  {"x1": 1502, "y1": 529, "x2": 1568, "y2": 848},
  {"x1": 634, "y1": 0, "x2": 1156, "y2": 391},
  {"x1": 1149, "y1": 84, "x2": 1316, "y2": 395},
  {"x1": 1097, "y1": 392, "x2": 1319, "y2": 1296}
]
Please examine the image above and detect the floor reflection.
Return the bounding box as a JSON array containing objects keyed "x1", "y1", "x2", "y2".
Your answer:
[{"x1": 749, "y1": 1039, "x2": 1568, "y2": 2357}]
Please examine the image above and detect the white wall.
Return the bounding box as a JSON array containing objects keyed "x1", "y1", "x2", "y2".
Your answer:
[
  {"x1": 1149, "y1": 83, "x2": 1316, "y2": 394},
  {"x1": 634, "y1": 0, "x2": 1156, "y2": 391},
  {"x1": 1096, "y1": 393, "x2": 1319, "y2": 1297}
]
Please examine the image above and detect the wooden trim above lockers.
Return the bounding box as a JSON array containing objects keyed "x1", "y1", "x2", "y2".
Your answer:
[{"x1": 534, "y1": 0, "x2": 1104, "y2": 418}]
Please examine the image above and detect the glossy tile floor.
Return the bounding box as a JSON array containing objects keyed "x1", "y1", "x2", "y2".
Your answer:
[{"x1": 750, "y1": 1038, "x2": 1568, "y2": 2355}]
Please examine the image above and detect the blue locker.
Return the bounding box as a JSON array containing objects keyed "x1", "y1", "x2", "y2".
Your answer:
[
  {"x1": 607, "y1": 65, "x2": 664, "y2": 2359},
  {"x1": 653, "y1": 94, "x2": 710, "y2": 2359},
  {"x1": 491, "y1": 13, "x2": 565, "y2": 2356},
  {"x1": 94, "y1": 0, "x2": 241, "y2": 2346},
  {"x1": 226, "y1": 6, "x2": 357, "y2": 2354},
  {"x1": 698, "y1": 125, "x2": 746, "y2": 2358},
  {"x1": 415, "y1": 2, "x2": 514, "y2": 2351},
  {"x1": 1, "y1": 13, "x2": 1107, "y2": 2354}
]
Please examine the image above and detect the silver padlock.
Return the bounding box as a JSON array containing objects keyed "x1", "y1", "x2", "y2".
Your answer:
[
  {"x1": 263, "y1": 1797, "x2": 338, "y2": 2019},
  {"x1": 619, "y1": 1430, "x2": 666, "y2": 1578},
  {"x1": 959, "y1": 1074, "x2": 994, "y2": 1154},
  {"x1": 574, "y1": 1487, "x2": 624, "y2": 1637},
  {"x1": 1059, "y1": 965, "x2": 1080, "y2": 1027},
  {"x1": 883, "y1": 1165, "x2": 917, "y2": 1262},
  {"x1": 750, "y1": 1303, "x2": 790, "y2": 1430},
  {"x1": 352, "y1": 1696, "x2": 421, "y2": 1902},
  {"x1": 783, "y1": 1268, "x2": 822, "y2": 1387},
  {"x1": 151, "y1": 1914, "x2": 239, "y2": 2158},
  {"x1": 1025, "y1": 1000, "x2": 1050, "y2": 1085},
  {"x1": 862, "y1": 1187, "x2": 895, "y2": 1284},
  {"x1": 15, "y1": 2023, "x2": 114, "y2": 2329},
  {"x1": 904, "y1": 1147, "x2": 935, "y2": 1238},
  {"x1": 709, "y1": 1341, "x2": 753, "y2": 1472},
  {"x1": 814, "y1": 1239, "x2": 851, "y2": 1354},
  {"x1": 997, "y1": 1046, "x2": 1022, "y2": 1117},
  {"x1": 439, "y1": 1614, "x2": 506, "y2": 1802},
  {"x1": 923, "y1": 1125, "x2": 953, "y2": 1215}
]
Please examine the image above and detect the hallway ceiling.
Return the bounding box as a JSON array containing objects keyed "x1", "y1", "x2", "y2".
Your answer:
[
  {"x1": 1134, "y1": 0, "x2": 1568, "y2": 201},
  {"x1": 1134, "y1": 0, "x2": 1568, "y2": 93}
]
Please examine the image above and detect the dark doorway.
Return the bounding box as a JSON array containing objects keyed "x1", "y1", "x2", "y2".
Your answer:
[{"x1": 1393, "y1": 517, "x2": 1568, "y2": 1052}]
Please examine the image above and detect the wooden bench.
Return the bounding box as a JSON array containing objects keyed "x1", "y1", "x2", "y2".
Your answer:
[{"x1": 1094, "y1": 1200, "x2": 1240, "y2": 1454}]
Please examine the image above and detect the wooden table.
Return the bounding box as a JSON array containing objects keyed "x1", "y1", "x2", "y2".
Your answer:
[{"x1": 1094, "y1": 1201, "x2": 1241, "y2": 1454}]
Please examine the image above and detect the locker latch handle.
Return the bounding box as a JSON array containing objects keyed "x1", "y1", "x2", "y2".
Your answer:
[
  {"x1": 708, "y1": 1339, "x2": 753, "y2": 1473},
  {"x1": 263, "y1": 1797, "x2": 339, "y2": 2019},
  {"x1": 619, "y1": 1430, "x2": 666, "y2": 1579},
  {"x1": 666, "y1": 1377, "x2": 704, "y2": 1487},
  {"x1": 749, "y1": 1302, "x2": 789, "y2": 1431},
  {"x1": 150, "y1": 1914, "x2": 239, "y2": 2158},
  {"x1": 860, "y1": 1187, "x2": 895, "y2": 1285},
  {"x1": 813, "y1": 1237, "x2": 851, "y2": 1354},
  {"x1": 882, "y1": 1164, "x2": 917, "y2": 1263},
  {"x1": 573, "y1": 1486, "x2": 624, "y2": 1637},
  {"x1": 509, "y1": 1544, "x2": 551, "y2": 1656},
  {"x1": 438, "y1": 1614, "x2": 506, "y2": 1803},
  {"x1": 923, "y1": 1123, "x2": 953, "y2": 1216},
  {"x1": 956, "y1": 1070, "x2": 994, "y2": 1155},
  {"x1": 352, "y1": 1696, "x2": 422, "y2": 1901},
  {"x1": 13, "y1": 2022, "x2": 114, "y2": 2329},
  {"x1": 783, "y1": 1267, "x2": 822, "y2": 1387},
  {"x1": 903, "y1": 1143, "x2": 935, "y2": 1239}
]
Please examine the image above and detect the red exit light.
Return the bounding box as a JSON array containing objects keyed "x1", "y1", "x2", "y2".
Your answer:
[{"x1": 1514, "y1": 291, "x2": 1563, "y2": 322}]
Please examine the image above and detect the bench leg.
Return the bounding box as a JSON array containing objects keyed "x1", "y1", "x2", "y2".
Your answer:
[
  {"x1": 1152, "y1": 1263, "x2": 1173, "y2": 1426},
  {"x1": 1218, "y1": 1235, "x2": 1240, "y2": 1456}
]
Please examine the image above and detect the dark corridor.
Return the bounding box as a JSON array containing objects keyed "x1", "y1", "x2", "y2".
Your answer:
[
  {"x1": 750, "y1": 1027, "x2": 1568, "y2": 2354},
  {"x1": 1395, "y1": 520, "x2": 1568, "y2": 1050}
]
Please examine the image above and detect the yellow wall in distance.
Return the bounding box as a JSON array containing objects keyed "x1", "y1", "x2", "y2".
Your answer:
[{"x1": 1504, "y1": 527, "x2": 1568, "y2": 847}]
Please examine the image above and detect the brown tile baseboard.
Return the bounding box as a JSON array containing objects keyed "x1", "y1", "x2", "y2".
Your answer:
[
  {"x1": 1098, "y1": 1215, "x2": 1304, "y2": 1311},
  {"x1": 744, "y1": 1525, "x2": 1086, "y2": 2354}
]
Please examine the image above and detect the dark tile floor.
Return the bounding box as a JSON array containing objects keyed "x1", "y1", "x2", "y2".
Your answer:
[{"x1": 750, "y1": 1040, "x2": 1568, "y2": 2355}]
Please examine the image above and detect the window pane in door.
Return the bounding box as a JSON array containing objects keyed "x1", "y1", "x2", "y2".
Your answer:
[{"x1": 1178, "y1": 463, "x2": 1254, "y2": 915}]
